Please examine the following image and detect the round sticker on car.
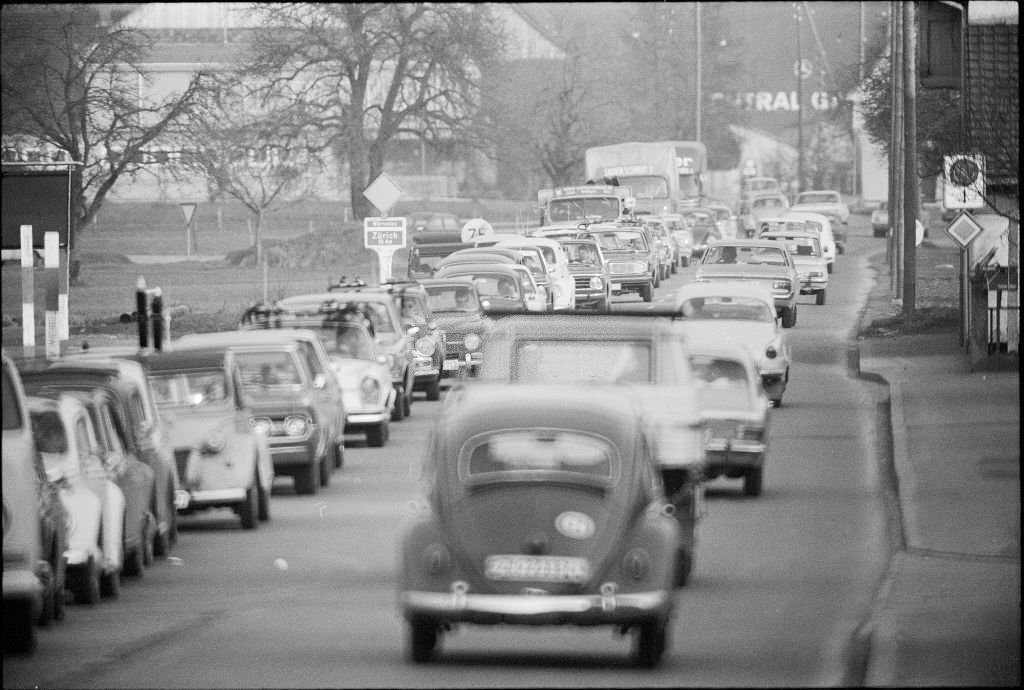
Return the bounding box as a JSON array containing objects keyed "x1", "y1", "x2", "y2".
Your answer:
[{"x1": 555, "y1": 511, "x2": 595, "y2": 540}]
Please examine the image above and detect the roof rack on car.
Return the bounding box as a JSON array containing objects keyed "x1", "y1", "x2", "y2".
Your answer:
[
  {"x1": 239, "y1": 300, "x2": 284, "y2": 328},
  {"x1": 326, "y1": 276, "x2": 370, "y2": 292}
]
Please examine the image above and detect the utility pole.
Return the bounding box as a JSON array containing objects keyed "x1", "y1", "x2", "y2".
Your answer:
[
  {"x1": 695, "y1": 2, "x2": 702, "y2": 141},
  {"x1": 889, "y1": 0, "x2": 904, "y2": 297},
  {"x1": 795, "y1": 3, "x2": 804, "y2": 194},
  {"x1": 902, "y1": 0, "x2": 918, "y2": 318}
]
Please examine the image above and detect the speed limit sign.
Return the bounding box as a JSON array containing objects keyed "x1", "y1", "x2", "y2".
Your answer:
[{"x1": 460, "y1": 218, "x2": 494, "y2": 244}]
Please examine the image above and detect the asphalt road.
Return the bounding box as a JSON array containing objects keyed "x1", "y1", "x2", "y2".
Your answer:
[{"x1": 5, "y1": 216, "x2": 900, "y2": 688}]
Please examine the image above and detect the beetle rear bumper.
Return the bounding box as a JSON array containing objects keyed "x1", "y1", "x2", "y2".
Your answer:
[{"x1": 400, "y1": 589, "x2": 671, "y2": 626}]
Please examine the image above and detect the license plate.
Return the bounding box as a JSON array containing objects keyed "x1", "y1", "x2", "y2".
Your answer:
[
  {"x1": 610, "y1": 282, "x2": 621, "y2": 291},
  {"x1": 484, "y1": 555, "x2": 590, "y2": 583},
  {"x1": 443, "y1": 359, "x2": 461, "y2": 371}
]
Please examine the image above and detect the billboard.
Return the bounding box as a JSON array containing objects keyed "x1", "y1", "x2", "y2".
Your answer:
[{"x1": 1, "y1": 167, "x2": 75, "y2": 248}]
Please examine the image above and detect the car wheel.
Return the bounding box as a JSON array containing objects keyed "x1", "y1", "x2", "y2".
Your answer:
[
  {"x1": 122, "y1": 543, "x2": 145, "y2": 577},
  {"x1": 653, "y1": 271, "x2": 660, "y2": 289},
  {"x1": 633, "y1": 617, "x2": 668, "y2": 668},
  {"x1": 154, "y1": 483, "x2": 174, "y2": 556},
  {"x1": 100, "y1": 568, "x2": 120, "y2": 598},
  {"x1": 257, "y1": 477, "x2": 271, "y2": 522},
  {"x1": 675, "y1": 547, "x2": 694, "y2": 587},
  {"x1": 366, "y1": 423, "x2": 388, "y2": 448},
  {"x1": 36, "y1": 561, "x2": 55, "y2": 626},
  {"x1": 816, "y1": 290, "x2": 826, "y2": 306},
  {"x1": 390, "y1": 385, "x2": 404, "y2": 422},
  {"x1": 293, "y1": 462, "x2": 319, "y2": 496},
  {"x1": 69, "y1": 558, "x2": 101, "y2": 605},
  {"x1": 670, "y1": 261, "x2": 677, "y2": 275},
  {"x1": 319, "y1": 451, "x2": 331, "y2": 487},
  {"x1": 640, "y1": 283, "x2": 653, "y2": 302},
  {"x1": 681, "y1": 256, "x2": 689, "y2": 267},
  {"x1": 781, "y1": 306, "x2": 796, "y2": 328},
  {"x1": 334, "y1": 441, "x2": 345, "y2": 470},
  {"x1": 827, "y1": 262, "x2": 834, "y2": 274},
  {"x1": 142, "y1": 514, "x2": 156, "y2": 567},
  {"x1": 238, "y1": 481, "x2": 259, "y2": 529},
  {"x1": 409, "y1": 616, "x2": 439, "y2": 663},
  {"x1": 425, "y1": 375, "x2": 441, "y2": 401},
  {"x1": 744, "y1": 467, "x2": 764, "y2": 497},
  {"x1": 402, "y1": 386, "x2": 412, "y2": 418},
  {"x1": 3, "y1": 599, "x2": 36, "y2": 655}
]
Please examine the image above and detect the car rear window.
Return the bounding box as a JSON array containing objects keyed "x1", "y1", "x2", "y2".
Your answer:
[
  {"x1": 234, "y1": 351, "x2": 304, "y2": 391},
  {"x1": 681, "y1": 296, "x2": 775, "y2": 322},
  {"x1": 150, "y1": 370, "x2": 228, "y2": 406},
  {"x1": 513, "y1": 341, "x2": 652, "y2": 383},
  {"x1": 462, "y1": 429, "x2": 616, "y2": 480}
]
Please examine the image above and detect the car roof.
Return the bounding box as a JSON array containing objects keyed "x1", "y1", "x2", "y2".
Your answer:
[
  {"x1": 706, "y1": 238, "x2": 788, "y2": 248},
  {"x1": 276, "y1": 291, "x2": 397, "y2": 310},
  {"x1": 675, "y1": 280, "x2": 775, "y2": 303},
  {"x1": 144, "y1": 348, "x2": 229, "y2": 372},
  {"x1": 484, "y1": 313, "x2": 679, "y2": 341},
  {"x1": 173, "y1": 329, "x2": 309, "y2": 351},
  {"x1": 418, "y1": 277, "x2": 478, "y2": 289},
  {"x1": 436, "y1": 263, "x2": 527, "y2": 277},
  {"x1": 784, "y1": 210, "x2": 831, "y2": 223},
  {"x1": 760, "y1": 230, "x2": 819, "y2": 240}
]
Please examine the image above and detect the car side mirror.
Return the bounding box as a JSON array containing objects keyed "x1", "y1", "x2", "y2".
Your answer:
[
  {"x1": 313, "y1": 373, "x2": 326, "y2": 390},
  {"x1": 407, "y1": 325, "x2": 420, "y2": 337}
]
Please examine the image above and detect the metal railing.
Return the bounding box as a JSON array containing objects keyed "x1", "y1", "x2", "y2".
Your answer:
[{"x1": 987, "y1": 305, "x2": 1020, "y2": 355}]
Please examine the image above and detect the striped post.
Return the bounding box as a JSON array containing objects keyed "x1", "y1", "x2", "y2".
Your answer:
[
  {"x1": 20, "y1": 225, "x2": 35, "y2": 358},
  {"x1": 44, "y1": 232, "x2": 59, "y2": 359}
]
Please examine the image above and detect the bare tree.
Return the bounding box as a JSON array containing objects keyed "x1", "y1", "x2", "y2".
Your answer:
[
  {"x1": 238, "y1": 3, "x2": 506, "y2": 220},
  {"x1": 1, "y1": 4, "x2": 208, "y2": 248},
  {"x1": 174, "y1": 74, "x2": 326, "y2": 262}
]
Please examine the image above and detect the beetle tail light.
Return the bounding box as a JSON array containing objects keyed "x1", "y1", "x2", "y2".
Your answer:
[
  {"x1": 622, "y1": 548, "x2": 651, "y2": 582},
  {"x1": 422, "y1": 543, "x2": 451, "y2": 576}
]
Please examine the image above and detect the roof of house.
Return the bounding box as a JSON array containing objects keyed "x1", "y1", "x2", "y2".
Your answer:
[{"x1": 966, "y1": 23, "x2": 1019, "y2": 187}]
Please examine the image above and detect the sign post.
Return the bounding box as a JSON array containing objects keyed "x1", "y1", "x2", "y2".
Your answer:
[
  {"x1": 945, "y1": 210, "x2": 984, "y2": 348},
  {"x1": 364, "y1": 217, "x2": 406, "y2": 283},
  {"x1": 180, "y1": 202, "x2": 197, "y2": 258},
  {"x1": 362, "y1": 173, "x2": 405, "y2": 283}
]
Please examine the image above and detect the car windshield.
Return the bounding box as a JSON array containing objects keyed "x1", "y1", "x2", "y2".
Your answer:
[
  {"x1": 149, "y1": 370, "x2": 228, "y2": 407},
  {"x1": 547, "y1": 197, "x2": 620, "y2": 222},
  {"x1": 753, "y1": 197, "x2": 785, "y2": 209},
  {"x1": 471, "y1": 275, "x2": 521, "y2": 300},
  {"x1": 590, "y1": 231, "x2": 648, "y2": 252},
  {"x1": 704, "y1": 244, "x2": 787, "y2": 266},
  {"x1": 332, "y1": 299, "x2": 395, "y2": 335},
  {"x1": 764, "y1": 236, "x2": 821, "y2": 256},
  {"x1": 234, "y1": 351, "x2": 304, "y2": 392},
  {"x1": 425, "y1": 285, "x2": 480, "y2": 313},
  {"x1": 681, "y1": 296, "x2": 775, "y2": 322},
  {"x1": 513, "y1": 341, "x2": 652, "y2": 383},
  {"x1": 322, "y1": 323, "x2": 375, "y2": 360},
  {"x1": 797, "y1": 193, "x2": 838, "y2": 204},
  {"x1": 462, "y1": 429, "x2": 615, "y2": 480},
  {"x1": 616, "y1": 175, "x2": 668, "y2": 199},
  {"x1": 690, "y1": 355, "x2": 749, "y2": 388},
  {"x1": 563, "y1": 242, "x2": 601, "y2": 264}
]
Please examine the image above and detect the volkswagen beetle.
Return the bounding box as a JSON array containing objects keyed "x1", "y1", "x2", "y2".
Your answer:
[{"x1": 399, "y1": 383, "x2": 679, "y2": 667}]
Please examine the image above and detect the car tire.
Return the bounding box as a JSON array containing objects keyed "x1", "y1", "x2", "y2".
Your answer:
[
  {"x1": 744, "y1": 467, "x2": 764, "y2": 497},
  {"x1": 100, "y1": 568, "x2": 120, "y2": 598},
  {"x1": 670, "y1": 261, "x2": 677, "y2": 275},
  {"x1": 154, "y1": 482, "x2": 175, "y2": 557},
  {"x1": 142, "y1": 514, "x2": 156, "y2": 567},
  {"x1": 675, "y1": 547, "x2": 694, "y2": 587},
  {"x1": 425, "y1": 375, "x2": 441, "y2": 401},
  {"x1": 293, "y1": 462, "x2": 319, "y2": 496},
  {"x1": 816, "y1": 290, "x2": 826, "y2": 306},
  {"x1": 640, "y1": 283, "x2": 653, "y2": 302},
  {"x1": 3, "y1": 599, "x2": 36, "y2": 655},
  {"x1": 122, "y1": 543, "x2": 145, "y2": 577},
  {"x1": 238, "y1": 481, "x2": 259, "y2": 529},
  {"x1": 257, "y1": 478, "x2": 271, "y2": 522},
  {"x1": 409, "y1": 616, "x2": 439, "y2": 663},
  {"x1": 633, "y1": 617, "x2": 668, "y2": 668},
  {"x1": 319, "y1": 451, "x2": 331, "y2": 487},
  {"x1": 653, "y1": 271, "x2": 660, "y2": 289},
  {"x1": 827, "y1": 262, "x2": 834, "y2": 274},
  {"x1": 36, "y1": 561, "x2": 56, "y2": 626},
  {"x1": 366, "y1": 423, "x2": 388, "y2": 448},
  {"x1": 69, "y1": 558, "x2": 101, "y2": 605},
  {"x1": 402, "y1": 386, "x2": 412, "y2": 418},
  {"x1": 334, "y1": 441, "x2": 345, "y2": 470},
  {"x1": 781, "y1": 305, "x2": 796, "y2": 328},
  {"x1": 390, "y1": 385, "x2": 404, "y2": 422}
]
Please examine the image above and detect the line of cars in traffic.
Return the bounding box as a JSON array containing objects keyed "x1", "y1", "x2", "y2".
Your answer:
[{"x1": 5, "y1": 201, "x2": 833, "y2": 661}]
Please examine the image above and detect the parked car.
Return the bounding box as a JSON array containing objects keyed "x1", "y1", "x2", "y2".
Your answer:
[
  {"x1": 695, "y1": 238, "x2": 801, "y2": 327},
  {"x1": 172, "y1": 330, "x2": 345, "y2": 495},
  {"x1": 241, "y1": 286, "x2": 414, "y2": 422},
  {"x1": 782, "y1": 210, "x2": 840, "y2": 273},
  {"x1": 791, "y1": 189, "x2": 850, "y2": 225},
  {"x1": 759, "y1": 229, "x2": 830, "y2": 305},
  {"x1": 28, "y1": 394, "x2": 126, "y2": 604},
  {"x1": 686, "y1": 338, "x2": 771, "y2": 496},
  {"x1": 676, "y1": 281, "x2": 792, "y2": 406},
  {"x1": 558, "y1": 238, "x2": 612, "y2": 311},
  {"x1": 419, "y1": 278, "x2": 493, "y2": 382},
  {"x1": 435, "y1": 262, "x2": 547, "y2": 313},
  {"x1": 21, "y1": 356, "x2": 180, "y2": 559},
  {"x1": 871, "y1": 201, "x2": 931, "y2": 239},
  {"x1": 399, "y1": 383, "x2": 680, "y2": 667},
  {"x1": 3, "y1": 350, "x2": 45, "y2": 653},
  {"x1": 65, "y1": 387, "x2": 156, "y2": 577},
  {"x1": 145, "y1": 348, "x2": 273, "y2": 528},
  {"x1": 492, "y1": 236, "x2": 576, "y2": 311},
  {"x1": 475, "y1": 313, "x2": 706, "y2": 587}
]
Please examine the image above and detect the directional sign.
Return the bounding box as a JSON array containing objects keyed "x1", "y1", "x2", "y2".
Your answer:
[
  {"x1": 945, "y1": 210, "x2": 983, "y2": 249},
  {"x1": 460, "y1": 218, "x2": 494, "y2": 244},
  {"x1": 363, "y1": 173, "x2": 403, "y2": 216},
  {"x1": 364, "y1": 217, "x2": 406, "y2": 248}
]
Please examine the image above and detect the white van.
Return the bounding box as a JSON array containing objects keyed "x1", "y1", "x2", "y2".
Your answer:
[{"x1": 782, "y1": 211, "x2": 837, "y2": 274}]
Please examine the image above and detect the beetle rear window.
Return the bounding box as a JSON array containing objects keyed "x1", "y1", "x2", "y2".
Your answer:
[
  {"x1": 514, "y1": 341, "x2": 651, "y2": 384},
  {"x1": 150, "y1": 370, "x2": 228, "y2": 406},
  {"x1": 463, "y1": 429, "x2": 615, "y2": 480}
]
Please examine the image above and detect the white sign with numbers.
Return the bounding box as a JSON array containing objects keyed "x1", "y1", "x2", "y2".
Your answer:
[{"x1": 460, "y1": 218, "x2": 494, "y2": 244}]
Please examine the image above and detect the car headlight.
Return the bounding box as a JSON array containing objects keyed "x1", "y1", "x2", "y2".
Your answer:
[
  {"x1": 203, "y1": 432, "x2": 226, "y2": 454},
  {"x1": 772, "y1": 279, "x2": 791, "y2": 291},
  {"x1": 359, "y1": 376, "x2": 380, "y2": 406},
  {"x1": 415, "y1": 336, "x2": 436, "y2": 357},
  {"x1": 463, "y1": 333, "x2": 481, "y2": 352},
  {"x1": 249, "y1": 417, "x2": 272, "y2": 436},
  {"x1": 638, "y1": 262, "x2": 649, "y2": 272},
  {"x1": 589, "y1": 276, "x2": 604, "y2": 290},
  {"x1": 283, "y1": 415, "x2": 310, "y2": 437}
]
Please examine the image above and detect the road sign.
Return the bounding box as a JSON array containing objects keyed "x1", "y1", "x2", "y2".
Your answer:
[
  {"x1": 942, "y1": 154, "x2": 985, "y2": 210},
  {"x1": 363, "y1": 173, "x2": 403, "y2": 216},
  {"x1": 460, "y1": 218, "x2": 494, "y2": 244},
  {"x1": 364, "y1": 217, "x2": 406, "y2": 283},
  {"x1": 179, "y1": 202, "x2": 197, "y2": 226},
  {"x1": 945, "y1": 210, "x2": 983, "y2": 249}
]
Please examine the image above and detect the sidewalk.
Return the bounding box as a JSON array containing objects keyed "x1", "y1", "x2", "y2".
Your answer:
[{"x1": 857, "y1": 329, "x2": 1020, "y2": 686}]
